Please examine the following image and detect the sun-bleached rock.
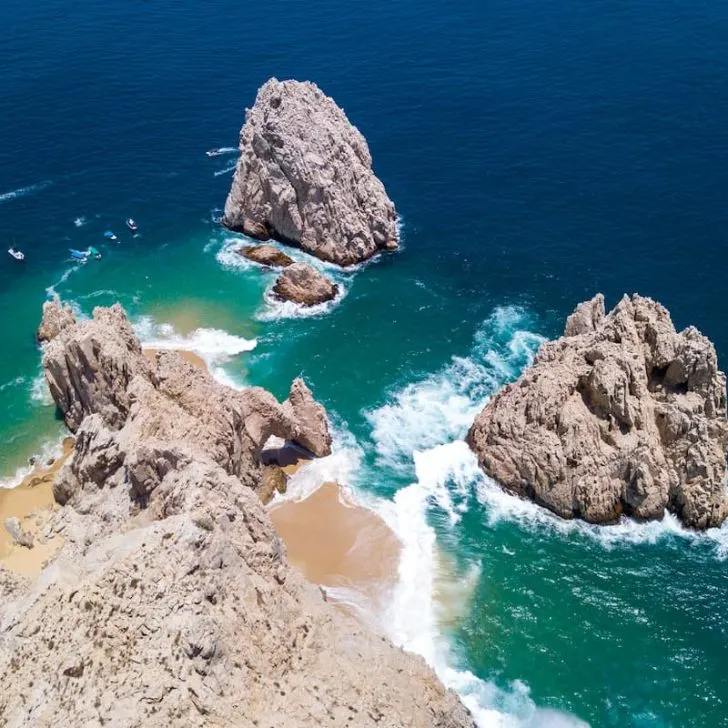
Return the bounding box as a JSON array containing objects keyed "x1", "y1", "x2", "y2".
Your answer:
[
  {"x1": 222, "y1": 78, "x2": 399, "y2": 267},
  {"x1": 272, "y1": 262, "x2": 339, "y2": 307},
  {"x1": 36, "y1": 297, "x2": 76, "y2": 343},
  {"x1": 238, "y1": 244, "x2": 294, "y2": 268},
  {"x1": 467, "y1": 294, "x2": 728, "y2": 529},
  {"x1": 0, "y1": 301, "x2": 474, "y2": 728}
]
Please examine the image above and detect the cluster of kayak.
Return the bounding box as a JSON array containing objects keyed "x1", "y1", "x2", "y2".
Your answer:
[{"x1": 7, "y1": 218, "x2": 139, "y2": 263}]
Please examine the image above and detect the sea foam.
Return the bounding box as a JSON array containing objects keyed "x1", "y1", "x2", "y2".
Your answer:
[{"x1": 134, "y1": 316, "x2": 256, "y2": 390}]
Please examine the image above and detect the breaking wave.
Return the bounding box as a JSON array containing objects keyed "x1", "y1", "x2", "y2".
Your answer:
[
  {"x1": 213, "y1": 163, "x2": 237, "y2": 177},
  {"x1": 134, "y1": 316, "x2": 256, "y2": 389}
]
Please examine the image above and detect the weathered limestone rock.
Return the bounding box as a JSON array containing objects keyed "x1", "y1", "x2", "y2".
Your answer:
[
  {"x1": 283, "y1": 378, "x2": 333, "y2": 457},
  {"x1": 222, "y1": 78, "x2": 399, "y2": 267},
  {"x1": 37, "y1": 297, "x2": 76, "y2": 343},
  {"x1": 0, "y1": 301, "x2": 473, "y2": 727},
  {"x1": 257, "y1": 464, "x2": 289, "y2": 504},
  {"x1": 238, "y1": 244, "x2": 294, "y2": 268},
  {"x1": 4, "y1": 516, "x2": 33, "y2": 548},
  {"x1": 272, "y1": 262, "x2": 339, "y2": 307},
  {"x1": 467, "y1": 294, "x2": 728, "y2": 529}
]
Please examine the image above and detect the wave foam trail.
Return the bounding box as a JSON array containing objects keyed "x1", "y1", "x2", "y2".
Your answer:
[
  {"x1": 134, "y1": 317, "x2": 256, "y2": 389},
  {"x1": 213, "y1": 163, "x2": 237, "y2": 177},
  {"x1": 378, "y1": 440, "x2": 587, "y2": 727},
  {"x1": 0, "y1": 180, "x2": 51, "y2": 204},
  {"x1": 366, "y1": 306, "x2": 544, "y2": 475}
]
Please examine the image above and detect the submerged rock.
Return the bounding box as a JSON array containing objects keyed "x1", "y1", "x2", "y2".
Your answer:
[
  {"x1": 238, "y1": 244, "x2": 294, "y2": 268},
  {"x1": 0, "y1": 301, "x2": 474, "y2": 727},
  {"x1": 222, "y1": 78, "x2": 399, "y2": 267},
  {"x1": 467, "y1": 294, "x2": 728, "y2": 529},
  {"x1": 272, "y1": 262, "x2": 339, "y2": 307}
]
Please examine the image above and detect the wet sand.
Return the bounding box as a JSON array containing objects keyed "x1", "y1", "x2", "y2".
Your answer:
[
  {"x1": 0, "y1": 437, "x2": 74, "y2": 576},
  {"x1": 269, "y1": 482, "x2": 401, "y2": 615},
  {"x1": 143, "y1": 347, "x2": 208, "y2": 373}
]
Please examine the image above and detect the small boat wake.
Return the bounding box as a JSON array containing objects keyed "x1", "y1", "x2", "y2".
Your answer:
[
  {"x1": 0, "y1": 180, "x2": 51, "y2": 205},
  {"x1": 205, "y1": 146, "x2": 237, "y2": 158}
]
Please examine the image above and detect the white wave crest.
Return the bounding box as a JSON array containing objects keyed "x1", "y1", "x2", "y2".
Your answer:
[
  {"x1": 366, "y1": 306, "x2": 544, "y2": 475},
  {"x1": 73, "y1": 216, "x2": 86, "y2": 227},
  {"x1": 29, "y1": 371, "x2": 54, "y2": 407},
  {"x1": 256, "y1": 284, "x2": 347, "y2": 321},
  {"x1": 0, "y1": 180, "x2": 51, "y2": 204},
  {"x1": 134, "y1": 316, "x2": 256, "y2": 389},
  {"x1": 45, "y1": 264, "x2": 82, "y2": 298},
  {"x1": 0, "y1": 436, "x2": 67, "y2": 491}
]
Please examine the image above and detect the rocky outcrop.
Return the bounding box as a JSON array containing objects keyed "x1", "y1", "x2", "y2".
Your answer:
[
  {"x1": 4, "y1": 517, "x2": 33, "y2": 548},
  {"x1": 36, "y1": 297, "x2": 76, "y2": 343},
  {"x1": 0, "y1": 302, "x2": 473, "y2": 728},
  {"x1": 467, "y1": 294, "x2": 728, "y2": 529},
  {"x1": 238, "y1": 244, "x2": 294, "y2": 268},
  {"x1": 272, "y1": 262, "x2": 339, "y2": 307},
  {"x1": 222, "y1": 78, "x2": 399, "y2": 267}
]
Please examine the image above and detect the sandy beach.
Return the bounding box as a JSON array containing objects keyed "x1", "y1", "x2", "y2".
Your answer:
[
  {"x1": 270, "y1": 482, "x2": 401, "y2": 617},
  {"x1": 0, "y1": 437, "x2": 74, "y2": 576}
]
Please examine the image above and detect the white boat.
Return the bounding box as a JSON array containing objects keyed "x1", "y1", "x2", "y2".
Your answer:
[
  {"x1": 126, "y1": 218, "x2": 138, "y2": 232},
  {"x1": 8, "y1": 248, "x2": 25, "y2": 261}
]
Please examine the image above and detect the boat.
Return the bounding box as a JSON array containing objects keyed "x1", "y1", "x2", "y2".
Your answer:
[
  {"x1": 87, "y1": 246, "x2": 102, "y2": 260},
  {"x1": 103, "y1": 230, "x2": 118, "y2": 242},
  {"x1": 206, "y1": 149, "x2": 221, "y2": 157},
  {"x1": 126, "y1": 218, "x2": 138, "y2": 232},
  {"x1": 8, "y1": 248, "x2": 24, "y2": 261},
  {"x1": 69, "y1": 249, "x2": 88, "y2": 262}
]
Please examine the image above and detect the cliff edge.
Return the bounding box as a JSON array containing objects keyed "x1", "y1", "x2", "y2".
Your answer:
[{"x1": 0, "y1": 301, "x2": 473, "y2": 728}]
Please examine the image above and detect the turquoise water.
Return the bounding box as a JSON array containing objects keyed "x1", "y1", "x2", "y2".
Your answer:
[{"x1": 2, "y1": 0, "x2": 728, "y2": 725}]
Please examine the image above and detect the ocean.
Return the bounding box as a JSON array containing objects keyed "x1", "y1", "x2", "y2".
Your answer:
[{"x1": 1, "y1": 0, "x2": 727, "y2": 725}]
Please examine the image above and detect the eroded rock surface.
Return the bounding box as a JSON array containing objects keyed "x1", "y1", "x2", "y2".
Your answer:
[
  {"x1": 222, "y1": 78, "x2": 399, "y2": 267},
  {"x1": 468, "y1": 294, "x2": 728, "y2": 529},
  {"x1": 238, "y1": 244, "x2": 294, "y2": 268},
  {"x1": 36, "y1": 297, "x2": 76, "y2": 343},
  {"x1": 0, "y1": 302, "x2": 473, "y2": 728},
  {"x1": 272, "y1": 262, "x2": 339, "y2": 307}
]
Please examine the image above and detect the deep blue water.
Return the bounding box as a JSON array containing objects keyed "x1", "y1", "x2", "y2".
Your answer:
[{"x1": 2, "y1": 1, "x2": 728, "y2": 726}]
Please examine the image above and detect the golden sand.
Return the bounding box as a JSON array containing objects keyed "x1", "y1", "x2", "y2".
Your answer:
[
  {"x1": 143, "y1": 347, "x2": 208, "y2": 373},
  {"x1": 0, "y1": 437, "x2": 74, "y2": 576},
  {"x1": 270, "y1": 482, "x2": 401, "y2": 612}
]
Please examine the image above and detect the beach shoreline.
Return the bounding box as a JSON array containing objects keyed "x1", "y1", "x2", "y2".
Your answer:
[{"x1": 0, "y1": 436, "x2": 73, "y2": 576}]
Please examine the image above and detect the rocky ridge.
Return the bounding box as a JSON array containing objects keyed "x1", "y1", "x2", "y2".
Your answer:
[
  {"x1": 0, "y1": 300, "x2": 473, "y2": 728},
  {"x1": 222, "y1": 78, "x2": 399, "y2": 267},
  {"x1": 467, "y1": 294, "x2": 728, "y2": 529}
]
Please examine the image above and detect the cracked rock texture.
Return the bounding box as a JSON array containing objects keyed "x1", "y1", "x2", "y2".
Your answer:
[
  {"x1": 468, "y1": 294, "x2": 728, "y2": 529},
  {"x1": 0, "y1": 301, "x2": 473, "y2": 728},
  {"x1": 222, "y1": 78, "x2": 399, "y2": 267}
]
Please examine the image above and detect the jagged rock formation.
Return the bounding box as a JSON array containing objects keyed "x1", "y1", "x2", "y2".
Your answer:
[
  {"x1": 36, "y1": 297, "x2": 75, "y2": 343},
  {"x1": 238, "y1": 244, "x2": 294, "y2": 268},
  {"x1": 0, "y1": 302, "x2": 473, "y2": 728},
  {"x1": 468, "y1": 294, "x2": 728, "y2": 529},
  {"x1": 272, "y1": 263, "x2": 339, "y2": 307},
  {"x1": 222, "y1": 78, "x2": 399, "y2": 267}
]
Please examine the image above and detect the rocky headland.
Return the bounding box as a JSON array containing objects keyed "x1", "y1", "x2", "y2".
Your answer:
[
  {"x1": 222, "y1": 78, "x2": 399, "y2": 268},
  {"x1": 467, "y1": 294, "x2": 728, "y2": 529},
  {"x1": 0, "y1": 301, "x2": 473, "y2": 727}
]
